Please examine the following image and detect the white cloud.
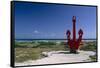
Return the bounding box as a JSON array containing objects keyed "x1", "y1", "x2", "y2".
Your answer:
[
  {"x1": 33, "y1": 30, "x2": 39, "y2": 34},
  {"x1": 33, "y1": 31, "x2": 57, "y2": 38}
]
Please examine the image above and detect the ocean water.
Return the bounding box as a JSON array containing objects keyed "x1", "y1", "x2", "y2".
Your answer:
[{"x1": 15, "y1": 39, "x2": 96, "y2": 42}]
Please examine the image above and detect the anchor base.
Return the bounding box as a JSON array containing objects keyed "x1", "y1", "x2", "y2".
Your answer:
[{"x1": 70, "y1": 49, "x2": 78, "y2": 54}]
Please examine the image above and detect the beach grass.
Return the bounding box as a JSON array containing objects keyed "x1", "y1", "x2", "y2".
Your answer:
[{"x1": 15, "y1": 41, "x2": 68, "y2": 62}]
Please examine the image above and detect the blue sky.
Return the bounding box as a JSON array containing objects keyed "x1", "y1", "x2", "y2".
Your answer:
[{"x1": 14, "y1": 2, "x2": 97, "y2": 39}]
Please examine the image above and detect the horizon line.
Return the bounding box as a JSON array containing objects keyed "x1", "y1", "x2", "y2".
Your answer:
[{"x1": 15, "y1": 38, "x2": 97, "y2": 40}]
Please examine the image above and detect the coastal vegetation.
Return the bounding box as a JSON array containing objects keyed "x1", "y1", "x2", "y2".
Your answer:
[{"x1": 15, "y1": 40, "x2": 97, "y2": 62}]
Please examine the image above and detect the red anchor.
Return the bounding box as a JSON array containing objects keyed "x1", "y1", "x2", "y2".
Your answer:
[{"x1": 66, "y1": 16, "x2": 83, "y2": 53}]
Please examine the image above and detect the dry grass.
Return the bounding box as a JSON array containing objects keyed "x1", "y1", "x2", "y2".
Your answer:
[{"x1": 15, "y1": 44, "x2": 68, "y2": 62}]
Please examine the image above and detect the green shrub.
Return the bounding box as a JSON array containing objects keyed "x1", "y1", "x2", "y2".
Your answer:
[
  {"x1": 80, "y1": 44, "x2": 96, "y2": 51},
  {"x1": 89, "y1": 55, "x2": 97, "y2": 61}
]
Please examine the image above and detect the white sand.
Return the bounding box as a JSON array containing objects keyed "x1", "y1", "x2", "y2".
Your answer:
[{"x1": 15, "y1": 50, "x2": 95, "y2": 66}]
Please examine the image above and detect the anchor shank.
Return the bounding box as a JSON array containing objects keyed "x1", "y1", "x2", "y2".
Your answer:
[{"x1": 73, "y1": 16, "x2": 76, "y2": 41}]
